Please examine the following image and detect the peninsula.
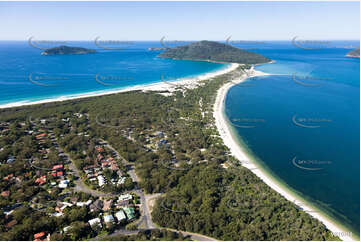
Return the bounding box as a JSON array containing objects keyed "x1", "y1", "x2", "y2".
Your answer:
[{"x1": 158, "y1": 40, "x2": 271, "y2": 64}]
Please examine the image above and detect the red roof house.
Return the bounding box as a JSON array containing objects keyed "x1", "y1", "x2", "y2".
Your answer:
[
  {"x1": 35, "y1": 133, "x2": 46, "y2": 140},
  {"x1": 52, "y1": 164, "x2": 63, "y2": 170},
  {"x1": 34, "y1": 232, "x2": 45, "y2": 240},
  {"x1": 1, "y1": 191, "x2": 10, "y2": 197},
  {"x1": 35, "y1": 176, "x2": 47, "y2": 185}
]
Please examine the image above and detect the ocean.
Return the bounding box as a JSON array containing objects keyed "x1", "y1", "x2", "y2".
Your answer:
[
  {"x1": 224, "y1": 40, "x2": 360, "y2": 237},
  {"x1": 0, "y1": 40, "x2": 359, "y2": 237},
  {"x1": 0, "y1": 41, "x2": 227, "y2": 106}
]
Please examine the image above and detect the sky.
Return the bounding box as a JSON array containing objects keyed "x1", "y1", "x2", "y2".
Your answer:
[{"x1": 0, "y1": 1, "x2": 359, "y2": 41}]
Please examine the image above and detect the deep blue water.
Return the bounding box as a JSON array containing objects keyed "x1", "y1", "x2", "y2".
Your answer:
[
  {"x1": 0, "y1": 41, "x2": 227, "y2": 105},
  {"x1": 225, "y1": 40, "x2": 360, "y2": 236},
  {"x1": 0, "y1": 40, "x2": 359, "y2": 236}
]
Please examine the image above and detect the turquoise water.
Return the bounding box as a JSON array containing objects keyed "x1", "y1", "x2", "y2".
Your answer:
[
  {"x1": 224, "y1": 41, "x2": 360, "y2": 236},
  {"x1": 0, "y1": 41, "x2": 227, "y2": 105},
  {"x1": 1, "y1": 40, "x2": 359, "y2": 236}
]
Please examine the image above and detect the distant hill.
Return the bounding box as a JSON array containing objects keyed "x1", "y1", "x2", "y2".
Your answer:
[
  {"x1": 346, "y1": 48, "x2": 360, "y2": 58},
  {"x1": 41, "y1": 45, "x2": 96, "y2": 55},
  {"x1": 158, "y1": 40, "x2": 271, "y2": 64}
]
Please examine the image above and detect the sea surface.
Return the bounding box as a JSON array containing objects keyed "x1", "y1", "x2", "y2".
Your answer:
[
  {"x1": 1, "y1": 40, "x2": 359, "y2": 237},
  {"x1": 0, "y1": 41, "x2": 227, "y2": 105},
  {"x1": 224, "y1": 40, "x2": 360, "y2": 237}
]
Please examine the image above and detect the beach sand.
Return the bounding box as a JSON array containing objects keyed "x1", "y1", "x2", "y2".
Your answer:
[
  {"x1": 213, "y1": 66, "x2": 356, "y2": 241},
  {"x1": 0, "y1": 63, "x2": 239, "y2": 110},
  {"x1": 0, "y1": 59, "x2": 355, "y2": 240}
]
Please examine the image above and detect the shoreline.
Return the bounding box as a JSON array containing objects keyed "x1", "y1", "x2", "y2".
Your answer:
[
  {"x1": 0, "y1": 63, "x2": 239, "y2": 110},
  {"x1": 213, "y1": 66, "x2": 356, "y2": 241},
  {"x1": 0, "y1": 57, "x2": 356, "y2": 240}
]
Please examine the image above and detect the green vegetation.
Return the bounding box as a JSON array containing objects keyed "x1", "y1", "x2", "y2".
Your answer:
[
  {"x1": 158, "y1": 40, "x2": 271, "y2": 64},
  {"x1": 41, "y1": 45, "x2": 96, "y2": 55},
  {"x1": 0, "y1": 65, "x2": 339, "y2": 240}
]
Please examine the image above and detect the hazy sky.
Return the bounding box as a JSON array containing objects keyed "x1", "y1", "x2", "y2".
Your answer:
[{"x1": 1, "y1": 1, "x2": 359, "y2": 41}]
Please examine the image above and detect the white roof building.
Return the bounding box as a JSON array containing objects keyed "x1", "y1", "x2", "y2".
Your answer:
[
  {"x1": 59, "y1": 180, "x2": 70, "y2": 189},
  {"x1": 97, "y1": 175, "x2": 105, "y2": 187},
  {"x1": 117, "y1": 176, "x2": 126, "y2": 185},
  {"x1": 63, "y1": 226, "x2": 71, "y2": 233},
  {"x1": 115, "y1": 210, "x2": 126, "y2": 222},
  {"x1": 76, "y1": 200, "x2": 92, "y2": 207},
  {"x1": 103, "y1": 214, "x2": 114, "y2": 223},
  {"x1": 88, "y1": 218, "x2": 102, "y2": 229},
  {"x1": 51, "y1": 212, "x2": 64, "y2": 217},
  {"x1": 118, "y1": 194, "x2": 132, "y2": 202}
]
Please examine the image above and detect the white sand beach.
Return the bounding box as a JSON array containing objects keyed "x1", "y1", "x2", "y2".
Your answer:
[
  {"x1": 213, "y1": 66, "x2": 355, "y2": 241},
  {"x1": 0, "y1": 63, "x2": 240, "y2": 110},
  {"x1": 0, "y1": 59, "x2": 355, "y2": 240}
]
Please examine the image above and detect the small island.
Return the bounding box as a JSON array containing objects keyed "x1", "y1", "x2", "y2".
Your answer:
[
  {"x1": 346, "y1": 48, "x2": 360, "y2": 58},
  {"x1": 158, "y1": 40, "x2": 271, "y2": 64},
  {"x1": 41, "y1": 45, "x2": 96, "y2": 55}
]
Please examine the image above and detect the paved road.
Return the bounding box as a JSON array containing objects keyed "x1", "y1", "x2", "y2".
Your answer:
[
  {"x1": 91, "y1": 140, "x2": 218, "y2": 241},
  {"x1": 56, "y1": 145, "x2": 115, "y2": 198},
  {"x1": 68, "y1": 162, "x2": 113, "y2": 197},
  {"x1": 101, "y1": 140, "x2": 140, "y2": 183}
]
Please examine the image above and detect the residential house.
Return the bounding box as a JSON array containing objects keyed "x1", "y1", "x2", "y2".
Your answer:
[
  {"x1": 6, "y1": 156, "x2": 15, "y2": 164},
  {"x1": 88, "y1": 218, "x2": 102, "y2": 229},
  {"x1": 102, "y1": 200, "x2": 112, "y2": 211},
  {"x1": 63, "y1": 226, "x2": 71, "y2": 233},
  {"x1": 89, "y1": 199, "x2": 103, "y2": 212},
  {"x1": 3, "y1": 174, "x2": 14, "y2": 181},
  {"x1": 118, "y1": 194, "x2": 132, "y2": 203},
  {"x1": 33, "y1": 232, "x2": 46, "y2": 241},
  {"x1": 117, "y1": 177, "x2": 126, "y2": 185},
  {"x1": 35, "y1": 176, "x2": 47, "y2": 185},
  {"x1": 35, "y1": 133, "x2": 46, "y2": 140},
  {"x1": 76, "y1": 200, "x2": 92, "y2": 207},
  {"x1": 97, "y1": 175, "x2": 105, "y2": 187},
  {"x1": 1, "y1": 191, "x2": 10, "y2": 197},
  {"x1": 115, "y1": 210, "x2": 126, "y2": 223},
  {"x1": 58, "y1": 180, "x2": 69, "y2": 188},
  {"x1": 103, "y1": 214, "x2": 115, "y2": 224},
  {"x1": 123, "y1": 207, "x2": 135, "y2": 220}
]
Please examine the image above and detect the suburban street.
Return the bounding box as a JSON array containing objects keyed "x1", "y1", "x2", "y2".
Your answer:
[{"x1": 62, "y1": 138, "x2": 218, "y2": 241}]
